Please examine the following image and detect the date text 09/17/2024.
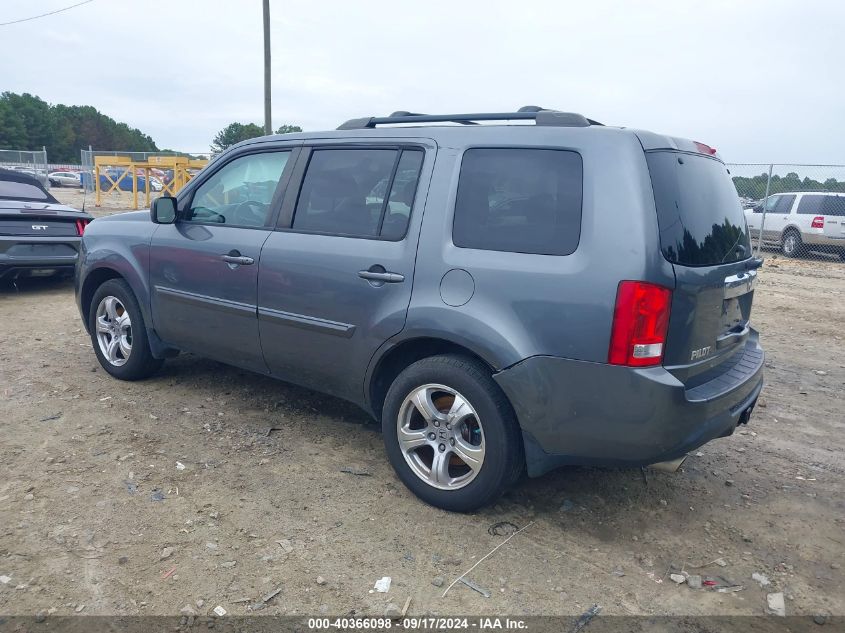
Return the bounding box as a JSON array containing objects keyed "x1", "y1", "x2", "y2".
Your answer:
[{"x1": 307, "y1": 617, "x2": 528, "y2": 630}]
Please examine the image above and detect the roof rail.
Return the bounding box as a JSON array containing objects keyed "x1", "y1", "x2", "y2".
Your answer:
[{"x1": 337, "y1": 108, "x2": 603, "y2": 130}]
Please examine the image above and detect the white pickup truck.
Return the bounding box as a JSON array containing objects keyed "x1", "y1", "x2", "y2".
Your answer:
[{"x1": 745, "y1": 191, "x2": 845, "y2": 259}]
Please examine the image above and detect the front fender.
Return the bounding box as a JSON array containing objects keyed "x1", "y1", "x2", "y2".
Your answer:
[{"x1": 76, "y1": 214, "x2": 155, "y2": 334}]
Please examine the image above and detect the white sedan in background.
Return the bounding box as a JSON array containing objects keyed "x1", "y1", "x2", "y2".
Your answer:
[{"x1": 48, "y1": 171, "x2": 82, "y2": 188}]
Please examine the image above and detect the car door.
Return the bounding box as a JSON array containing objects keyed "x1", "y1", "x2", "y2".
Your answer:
[
  {"x1": 257, "y1": 140, "x2": 434, "y2": 403},
  {"x1": 759, "y1": 194, "x2": 795, "y2": 242},
  {"x1": 149, "y1": 146, "x2": 299, "y2": 372}
]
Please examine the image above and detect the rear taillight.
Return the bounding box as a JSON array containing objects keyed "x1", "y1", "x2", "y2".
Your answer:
[
  {"x1": 608, "y1": 281, "x2": 673, "y2": 367},
  {"x1": 75, "y1": 219, "x2": 89, "y2": 236},
  {"x1": 694, "y1": 141, "x2": 718, "y2": 155},
  {"x1": 811, "y1": 216, "x2": 824, "y2": 229}
]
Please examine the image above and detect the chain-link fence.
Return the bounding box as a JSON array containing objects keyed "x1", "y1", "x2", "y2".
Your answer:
[
  {"x1": 728, "y1": 163, "x2": 845, "y2": 261},
  {"x1": 0, "y1": 148, "x2": 49, "y2": 188}
]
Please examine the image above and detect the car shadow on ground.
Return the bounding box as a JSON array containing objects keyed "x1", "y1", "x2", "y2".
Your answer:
[
  {"x1": 149, "y1": 351, "x2": 666, "y2": 530},
  {"x1": 0, "y1": 275, "x2": 74, "y2": 295}
]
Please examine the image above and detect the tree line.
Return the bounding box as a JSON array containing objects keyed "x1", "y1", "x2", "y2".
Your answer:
[
  {"x1": 0, "y1": 92, "x2": 158, "y2": 163},
  {"x1": 733, "y1": 172, "x2": 845, "y2": 199},
  {"x1": 210, "y1": 122, "x2": 302, "y2": 153},
  {"x1": 0, "y1": 92, "x2": 303, "y2": 164}
]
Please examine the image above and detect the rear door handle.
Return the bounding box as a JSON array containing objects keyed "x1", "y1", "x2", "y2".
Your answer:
[
  {"x1": 358, "y1": 270, "x2": 404, "y2": 283},
  {"x1": 221, "y1": 254, "x2": 254, "y2": 265}
]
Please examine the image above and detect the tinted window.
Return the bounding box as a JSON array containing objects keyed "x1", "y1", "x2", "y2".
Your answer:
[
  {"x1": 798, "y1": 194, "x2": 845, "y2": 217},
  {"x1": 647, "y1": 151, "x2": 751, "y2": 266},
  {"x1": 772, "y1": 194, "x2": 795, "y2": 213},
  {"x1": 0, "y1": 180, "x2": 49, "y2": 200},
  {"x1": 293, "y1": 148, "x2": 409, "y2": 238},
  {"x1": 453, "y1": 148, "x2": 583, "y2": 255},
  {"x1": 188, "y1": 151, "x2": 289, "y2": 227},
  {"x1": 381, "y1": 150, "x2": 424, "y2": 240}
]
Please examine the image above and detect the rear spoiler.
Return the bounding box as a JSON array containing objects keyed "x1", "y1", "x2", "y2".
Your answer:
[{"x1": 633, "y1": 130, "x2": 722, "y2": 161}]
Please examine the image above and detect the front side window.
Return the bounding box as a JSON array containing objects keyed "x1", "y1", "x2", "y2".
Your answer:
[
  {"x1": 187, "y1": 151, "x2": 290, "y2": 227},
  {"x1": 293, "y1": 148, "x2": 423, "y2": 239},
  {"x1": 452, "y1": 148, "x2": 583, "y2": 256},
  {"x1": 773, "y1": 194, "x2": 795, "y2": 213}
]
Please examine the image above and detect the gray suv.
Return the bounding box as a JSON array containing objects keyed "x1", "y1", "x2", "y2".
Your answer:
[{"x1": 75, "y1": 108, "x2": 764, "y2": 512}]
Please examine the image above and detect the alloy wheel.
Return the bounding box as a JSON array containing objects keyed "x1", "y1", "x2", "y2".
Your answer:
[
  {"x1": 396, "y1": 384, "x2": 485, "y2": 490},
  {"x1": 95, "y1": 295, "x2": 132, "y2": 366}
]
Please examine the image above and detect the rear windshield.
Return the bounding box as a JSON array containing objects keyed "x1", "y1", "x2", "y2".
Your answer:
[
  {"x1": 0, "y1": 180, "x2": 50, "y2": 201},
  {"x1": 647, "y1": 151, "x2": 750, "y2": 266}
]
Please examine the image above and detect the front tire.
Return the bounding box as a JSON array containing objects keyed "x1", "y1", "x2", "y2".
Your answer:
[
  {"x1": 88, "y1": 279, "x2": 163, "y2": 380},
  {"x1": 781, "y1": 229, "x2": 802, "y2": 257},
  {"x1": 382, "y1": 355, "x2": 523, "y2": 512}
]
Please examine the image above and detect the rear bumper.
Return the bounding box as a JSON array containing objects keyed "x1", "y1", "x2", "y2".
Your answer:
[
  {"x1": 803, "y1": 232, "x2": 845, "y2": 249},
  {"x1": 494, "y1": 332, "x2": 764, "y2": 477},
  {"x1": 0, "y1": 236, "x2": 81, "y2": 279}
]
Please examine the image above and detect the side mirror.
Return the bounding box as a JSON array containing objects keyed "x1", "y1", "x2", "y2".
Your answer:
[{"x1": 151, "y1": 196, "x2": 177, "y2": 224}]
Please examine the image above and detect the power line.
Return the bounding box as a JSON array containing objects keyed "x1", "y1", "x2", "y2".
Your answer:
[{"x1": 0, "y1": 0, "x2": 95, "y2": 27}]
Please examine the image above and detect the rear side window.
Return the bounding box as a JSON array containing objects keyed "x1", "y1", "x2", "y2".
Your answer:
[
  {"x1": 797, "y1": 194, "x2": 845, "y2": 216},
  {"x1": 647, "y1": 151, "x2": 751, "y2": 266},
  {"x1": 293, "y1": 148, "x2": 423, "y2": 239},
  {"x1": 453, "y1": 148, "x2": 583, "y2": 256}
]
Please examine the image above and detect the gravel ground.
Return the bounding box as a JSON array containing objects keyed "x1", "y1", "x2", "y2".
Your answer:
[{"x1": 0, "y1": 192, "x2": 843, "y2": 619}]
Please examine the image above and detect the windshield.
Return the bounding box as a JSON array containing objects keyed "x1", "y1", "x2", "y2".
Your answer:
[{"x1": 647, "y1": 151, "x2": 751, "y2": 266}]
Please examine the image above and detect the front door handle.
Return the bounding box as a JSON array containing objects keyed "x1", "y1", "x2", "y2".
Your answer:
[
  {"x1": 358, "y1": 269, "x2": 404, "y2": 283},
  {"x1": 221, "y1": 253, "x2": 254, "y2": 266}
]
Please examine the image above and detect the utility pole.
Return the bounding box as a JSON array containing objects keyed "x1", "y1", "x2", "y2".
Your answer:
[{"x1": 262, "y1": 0, "x2": 272, "y2": 135}]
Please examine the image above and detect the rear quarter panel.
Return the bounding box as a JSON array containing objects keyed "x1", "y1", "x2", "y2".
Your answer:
[{"x1": 399, "y1": 127, "x2": 675, "y2": 369}]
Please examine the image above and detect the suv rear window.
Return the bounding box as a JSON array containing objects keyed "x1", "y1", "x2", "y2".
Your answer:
[
  {"x1": 797, "y1": 194, "x2": 845, "y2": 217},
  {"x1": 647, "y1": 151, "x2": 751, "y2": 266},
  {"x1": 453, "y1": 148, "x2": 583, "y2": 256}
]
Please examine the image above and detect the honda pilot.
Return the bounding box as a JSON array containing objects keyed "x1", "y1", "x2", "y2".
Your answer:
[{"x1": 75, "y1": 108, "x2": 764, "y2": 512}]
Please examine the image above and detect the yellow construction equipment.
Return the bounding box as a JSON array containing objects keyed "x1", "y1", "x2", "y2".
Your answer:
[{"x1": 94, "y1": 155, "x2": 209, "y2": 209}]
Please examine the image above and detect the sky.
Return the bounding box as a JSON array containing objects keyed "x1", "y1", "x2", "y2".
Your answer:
[{"x1": 1, "y1": 0, "x2": 843, "y2": 164}]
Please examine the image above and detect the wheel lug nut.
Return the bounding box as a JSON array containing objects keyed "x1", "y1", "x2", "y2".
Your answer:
[
  {"x1": 450, "y1": 438, "x2": 455, "y2": 446},
  {"x1": 428, "y1": 432, "x2": 436, "y2": 440},
  {"x1": 433, "y1": 420, "x2": 440, "y2": 427},
  {"x1": 438, "y1": 443, "x2": 446, "y2": 452}
]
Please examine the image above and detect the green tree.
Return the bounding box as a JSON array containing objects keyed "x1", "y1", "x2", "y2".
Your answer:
[
  {"x1": 0, "y1": 92, "x2": 159, "y2": 163},
  {"x1": 210, "y1": 122, "x2": 265, "y2": 153},
  {"x1": 0, "y1": 99, "x2": 28, "y2": 149},
  {"x1": 210, "y1": 122, "x2": 303, "y2": 153},
  {"x1": 732, "y1": 172, "x2": 845, "y2": 198}
]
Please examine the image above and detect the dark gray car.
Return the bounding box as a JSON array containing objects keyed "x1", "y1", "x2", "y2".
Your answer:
[
  {"x1": 75, "y1": 108, "x2": 764, "y2": 511},
  {"x1": 1, "y1": 168, "x2": 92, "y2": 281}
]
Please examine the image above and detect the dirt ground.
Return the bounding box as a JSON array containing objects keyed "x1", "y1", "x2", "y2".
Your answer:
[{"x1": 1, "y1": 190, "x2": 843, "y2": 620}]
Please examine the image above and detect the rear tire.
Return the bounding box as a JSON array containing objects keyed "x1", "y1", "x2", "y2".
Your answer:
[
  {"x1": 781, "y1": 229, "x2": 802, "y2": 257},
  {"x1": 88, "y1": 279, "x2": 163, "y2": 380},
  {"x1": 381, "y1": 354, "x2": 523, "y2": 512}
]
